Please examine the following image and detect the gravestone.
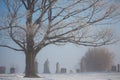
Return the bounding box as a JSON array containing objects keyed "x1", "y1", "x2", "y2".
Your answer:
[
  {"x1": 56, "y1": 62, "x2": 60, "y2": 73},
  {"x1": 0, "y1": 66, "x2": 6, "y2": 74},
  {"x1": 111, "y1": 65, "x2": 116, "y2": 72},
  {"x1": 118, "y1": 64, "x2": 120, "y2": 72},
  {"x1": 76, "y1": 69, "x2": 80, "y2": 73},
  {"x1": 61, "y1": 68, "x2": 67, "y2": 73},
  {"x1": 43, "y1": 59, "x2": 50, "y2": 73},
  {"x1": 10, "y1": 67, "x2": 15, "y2": 74}
]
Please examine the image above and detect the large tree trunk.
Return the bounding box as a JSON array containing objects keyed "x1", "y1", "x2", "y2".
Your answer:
[{"x1": 24, "y1": 52, "x2": 39, "y2": 78}]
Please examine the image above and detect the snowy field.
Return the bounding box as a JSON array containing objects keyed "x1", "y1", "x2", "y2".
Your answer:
[{"x1": 0, "y1": 72, "x2": 120, "y2": 80}]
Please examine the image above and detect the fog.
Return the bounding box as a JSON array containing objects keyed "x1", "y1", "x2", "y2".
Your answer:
[{"x1": 0, "y1": 43, "x2": 120, "y2": 73}]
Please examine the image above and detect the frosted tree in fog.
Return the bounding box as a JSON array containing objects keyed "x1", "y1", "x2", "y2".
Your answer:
[{"x1": 81, "y1": 47, "x2": 114, "y2": 72}]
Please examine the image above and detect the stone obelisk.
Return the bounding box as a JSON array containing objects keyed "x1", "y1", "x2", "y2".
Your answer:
[
  {"x1": 56, "y1": 62, "x2": 60, "y2": 73},
  {"x1": 43, "y1": 59, "x2": 50, "y2": 73}
]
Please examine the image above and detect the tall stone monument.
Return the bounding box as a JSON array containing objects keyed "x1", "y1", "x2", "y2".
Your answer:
[
  {"x1": 117, "y1": 64, "x2": 120, "y2": 72},
  {"x1": 43, "y1": 59, "x2": 50, "y2": 73},
  {"x1": 56, "y1": 62, "x2": 60, "y2": 73}
]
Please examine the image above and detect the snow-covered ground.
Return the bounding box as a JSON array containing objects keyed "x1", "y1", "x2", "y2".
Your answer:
[{"x1": 0, "y1": 72, "x2": 120, "y2": 80}]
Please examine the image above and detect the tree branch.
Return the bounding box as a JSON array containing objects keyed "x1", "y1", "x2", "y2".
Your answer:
[
  {"x1": 0, "y1": 45, "x2": 24, "y2": 51},
  {"x1": 21, "y1": 0, "x2": 28, "y2": 9}
]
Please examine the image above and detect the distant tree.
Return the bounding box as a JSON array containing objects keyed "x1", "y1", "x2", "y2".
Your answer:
[
  {"x1": 0, "y1": 0, "x2": 119, "y2": 77},
  {"x1": 80, "y1": 47, "x2": 114, "y2": 72}
]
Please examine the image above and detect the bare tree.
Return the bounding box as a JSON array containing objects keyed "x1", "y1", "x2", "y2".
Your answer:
[
  {"x1": 0, "y1": 0, "x2": 119, "y2": 77},
  {"x1": 80, "y1": 47, "x2": 114, "y2": 72}
]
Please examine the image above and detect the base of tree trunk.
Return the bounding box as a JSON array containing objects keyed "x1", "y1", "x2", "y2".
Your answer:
[{"x1": 24, "y1": 73, "x2": 40, "y2": 78}]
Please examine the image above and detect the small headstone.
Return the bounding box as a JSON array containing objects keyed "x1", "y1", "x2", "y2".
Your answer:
[
  {"x1": 69, "y1": 70, "x2": 73, "y2": 73},
  {"x1": 111, "y1": 65, "x2": 116, "y2": 72},
  {"x1": 0, "y1": 66, "x2": 6, "y2": 74},
  {"x1": 61, "y1": 68, "x2": 66, "y2": 73},
  {"x1": 10, "y1": 67, "x2": 15, "y2": 74},
  {"x1": 76, "y1": 69, "x2": 80, "y2": 73}
]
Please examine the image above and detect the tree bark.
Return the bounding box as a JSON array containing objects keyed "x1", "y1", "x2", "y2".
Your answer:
[{"x1": 24, "y1": 52, "x2": 39, "y2": 78}]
